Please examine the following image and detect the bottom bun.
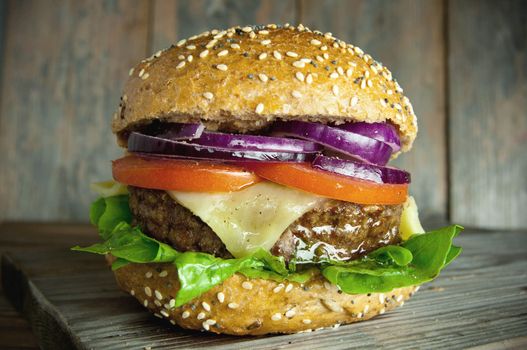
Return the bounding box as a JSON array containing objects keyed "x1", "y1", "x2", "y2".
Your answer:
[{"x1": 113, "y1": 261, "x2": 418, "y2": 335}]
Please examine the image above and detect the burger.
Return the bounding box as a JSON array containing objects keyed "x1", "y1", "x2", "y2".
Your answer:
[{"x1": 74, "y1": 24, "x2": 462, "y2": 335}]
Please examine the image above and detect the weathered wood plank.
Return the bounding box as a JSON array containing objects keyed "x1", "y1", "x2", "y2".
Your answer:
[
  {"x1": 1, "y1": 224, "x2": 526, "y2": 349},
  {"x1": 0, "y1": 0, "x2": 149, "y2": 221},
  {"x1": 448, "y1": 0, "x2": 527, "y2": 229},
  {"x1": 300, "y1": 0, "x2": 447, "y2": 221},
  {"x1": 151, "y1": 0, "x2": 297, "y2": 53}
]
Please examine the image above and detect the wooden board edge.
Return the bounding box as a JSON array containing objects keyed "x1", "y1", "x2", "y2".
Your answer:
[{"x1": 1, "y1": 253, "x2": 84, "y2": 350}]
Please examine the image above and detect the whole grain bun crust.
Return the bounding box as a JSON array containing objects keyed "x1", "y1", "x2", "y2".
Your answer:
[
  {"x1": 113, "y1": 260, "x2": 417, "y2": 335},
  {"x1": 113, "y1": 24, "x2": 417, "y2": 153}
]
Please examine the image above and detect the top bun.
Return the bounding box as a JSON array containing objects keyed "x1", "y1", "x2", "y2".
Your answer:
[{"x1": 112, "y1": 24, "x2": 417, "y2": 153}]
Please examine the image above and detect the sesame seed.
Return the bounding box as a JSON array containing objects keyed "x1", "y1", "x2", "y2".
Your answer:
[
  {"x1": 182, "y1": 311, "x2": 190, "y2": 319},
  {"x1": 286, "y1": 51, "x2": 299, "y2": 58},
  {"x1": 333, "y1": 42, "x2": 339, "y2": 48},
  {"x1": 337, "y1": 67, "x2": 344, "y2": 75},
  {"x1": 259, "y1": 30, "x2": 269, "y2": 35},
  {"x1": 216, "y1": 64, "x2": 228, "y2": 71},
  {"x1": 273, "y1": 51, "x2": 282, "y2": 60},
  {"x1": 202, "y1": 321, "x2": 210, "y2": 331},
  {"x1": 371, "y1": 66, "x2": 379, "y2": 74},
  {"x1": 145, "y1": 271, "x2": 153, "y2": 278},
  {"x1": 324, "y1": 281, "x2": 331, "y2": 290},
  {"x1": 249, "y1": 32, "x2": 256, "y2": 39},
  {"x1": 205, "y1": 319, "x2": 216, "y2": 326},
  {"x1": 285, "y1": 284, "x2": 294, "y2": 293},
  {"x1": 415, "y1": 286, "x2": 420, "y2": 292},
  {"x1": 169, "y1": 320, "x2": 176, "y2": 325},
  {"x1": 271, "y1": 313, "x2": 282, "y2": 321},
  {"x1": 323, "y1": 53, "x2": 329, "y2": 60},
  {"x1": 217, "y1": 292, "x2": 225, "y2": 303},
  {"x1": 380, "y1": 308, "x2": 386, "y2": 314},
  {"x1": 357, "y1": 312, "x2": 364, "y2": 318},
  {"x1": 155, "y1": 290, "x2": 163, "y2": 300},
  {"x1": 178, "y1": 54, "x2": 185, "y2": 60},
  {"x1": 130, "y1": 289, "x2": 135, "y2": 296},
  {"x1": 138, "y1": 68, "x2": 145, "y2": 77},
  {"x1": 354, "y1": 46, "x2": 364, "y2": 55},
  {"x1": 258, "y1": 52, "x2": 268, "y2": 60},
  {"x1": 293, "y1": 61, "x2": 305, "y2": 68},
  {"x1": 258, "y1": 73, "x2": 268, "y2": 82},
  {"x1": 199, "y1": 50, "x2": 209, "y2": 58},
  {"x1": 187, "y1": 55, "x2": 193, "y2": 62},
  {"x1": 202, "y1": 92, "x2": 214, "y2": 100},
  {"x1": 316, "y1": 55, "x2": 324, "y2": 62},
  {"x1": 128, "y1": 68, "x2": 134, "y2": 76},
  {"x1": 322, "y1": 299, "x2": 343, "y2": 313},
  {"x1": 201, "y1": 301, "x2": 211, "y2": 312},
  {"x1": 379, "y1": 293, "x2": 385, "y2": 304},
  {"x1": 154, "y1": 313, "x2": 162, "y2": 319},
  {"x1": 141, "y1": 73, "x2": 149, "y2": 80},
  {"x1": 261, "y1": 39, "x2": 271, "y2": 45},
  {"x1": 321, "y1": 45, "x2": 328, "y2": 51},
  {"x1": 346, "y1": 68, "x2": 353, "y2": 77},
  {"x1": 206, "y1": 39, "x2": 217, "y2": 49},
  {"x1": 169, "y1": 299, "x2": 176, "y2": 308},
  {"x1": 310, "y1": 39, "x2": 322, "y2": 46},
  {"x1": 306, "y1": 74, "x2": 313, "y2": 84},
  {"x1": 159, "y1": 270, "x2": 168, "y2": 277},
  {"x1": 176, "y1": 61, "x2": 186, "y2": 69},
  {"x1": 210, "y1": 29, "x2": 218, "y2": 35},
  {"x1": 154, "y1": 299, "x2": 162, "y2": 307},
  {"x1": 217, "y1": 50, "x2": 228, "y2": 57},
  {"x1": 303, "y1": 319, "x2": 312, "y2": 324},
  {"x1": 186, "y1": 45, "x2": 196, "y2": 50},
  {"x1": 367, "y1": 79, "x2": 373, "y2": 87},
  {"x1": 396, "y1": 295, "x2": 404, "y2": 302},
  {"x1": 228, "y1": 302, "x2": 239, "y2": 309},
  {"x1": 160, "y1": 310, "x2": 170, "y2": 317},
  {"x1": 230, "y1": 43, "x2": 240, "y2": 49},
  {"x1": 295, "y1": 71, "x2": 305, "y2": 82},
  {"x1": 361, "y1": 79, "x2": 367, "y2": 89},
  {"x1": 380, "y1": 98, "x2": 387, "y2": 107},
  {"x1": 292, "y1": 90, "x2": 302, "y2": 98},
  {"x1": 197, "y1": 312, "x2": 206, "y2": 320},
  {"x1": 332, "y1": 85, "x2": 339, "y2": 96},
  {"x1": 363, "y1": 304, "x2": 370, "y2": 313},
  {"x1": 144, "y1": 286, "x2": 152, "y2": 297},
  {"x1": 143, "y1": 299, "x2": 148, "y2": 307},
  {"x1": 273, "y1": 284, "x2": 285, "y2": 293},
  {"x1": 285, "y1": 309, "x2": 296, "y2": 318},
  {"x1": 255, "y1": 103, "x2": 264, "y2": 114},
  {"x1": 329, "y1": 72, "x2": 339, "y2": 79},
  {"x1": 242, "y1": 26, "x2": 252, "y2": 32},
  {"x1": 176, "y1": 39, "x2": 186, "y2": 47}
]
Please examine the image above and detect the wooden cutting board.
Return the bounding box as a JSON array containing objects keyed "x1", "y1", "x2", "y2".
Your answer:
[{"x1": 1, "y1": 224, "x2": 527, "y2": 349}]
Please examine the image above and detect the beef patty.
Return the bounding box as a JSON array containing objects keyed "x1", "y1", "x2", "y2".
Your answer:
[{"x1": 128, "y1": 186, "x2": 402, "y2": 263}]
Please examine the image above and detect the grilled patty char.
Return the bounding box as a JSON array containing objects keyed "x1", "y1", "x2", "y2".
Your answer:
[{"x1": 128, "y1": 186, "x2": 402, "y2": 262}]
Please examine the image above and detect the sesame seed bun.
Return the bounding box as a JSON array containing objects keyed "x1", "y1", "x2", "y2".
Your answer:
[
  {"x1": 112, "y1": 260, "x2": 418, "y2": 335},
  {"x1": 112, "y1": 24, "x2": 417, "y2": 153}
]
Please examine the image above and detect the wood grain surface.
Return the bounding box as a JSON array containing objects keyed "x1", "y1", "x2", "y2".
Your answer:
[
  {"x1": 1, "y1": 223, "x2": 526, "y2": 349},
  {"x1": 448, "y1": 0, "x2": 527, "y2": 229},
  {"x1": 300, "y1": 0, "x2": 447, "y2": 221},
  {"x1": 0, "y1": 0, "x2": 149, "y2": 221}
]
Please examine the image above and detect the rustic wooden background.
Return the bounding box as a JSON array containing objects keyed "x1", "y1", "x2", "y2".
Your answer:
[{"x1": 0, "y1": 0, "x2": 525, "y2": 229}]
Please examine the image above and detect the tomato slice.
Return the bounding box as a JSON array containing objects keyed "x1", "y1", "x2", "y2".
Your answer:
[
  {"x1": 113, "y1": 155, "x2": 261, "y2": 192},
  {"x1": 242, "y1": 162, "x2": 408, "y2": 205}
]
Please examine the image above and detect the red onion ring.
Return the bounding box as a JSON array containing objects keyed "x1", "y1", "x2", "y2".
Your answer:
[
  {"x1": 312, "y1": 155, "x2": 410, "y2": 184},
  {"x1": 272, "y1": 121, "x2": 392, "y2": 165},
  {"x1": 337, "y1": 122, "x2": 401, "y2": 152}
]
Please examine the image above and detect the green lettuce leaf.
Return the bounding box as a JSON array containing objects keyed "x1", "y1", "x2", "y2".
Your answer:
[
  {"x1": 89, "y1": 195, "x2": 132, "y2": 239},
  {"x1": 75, "y1": 195, "x2": 463, "y2": 307},
  {"x1": 321, "y1": 225, "x2": 463, "y2": 294}
]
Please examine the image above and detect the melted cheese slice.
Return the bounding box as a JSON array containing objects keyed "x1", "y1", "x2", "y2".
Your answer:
[{"x1": 167, "y1": 182, "x2": 323, "y2": 257}]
